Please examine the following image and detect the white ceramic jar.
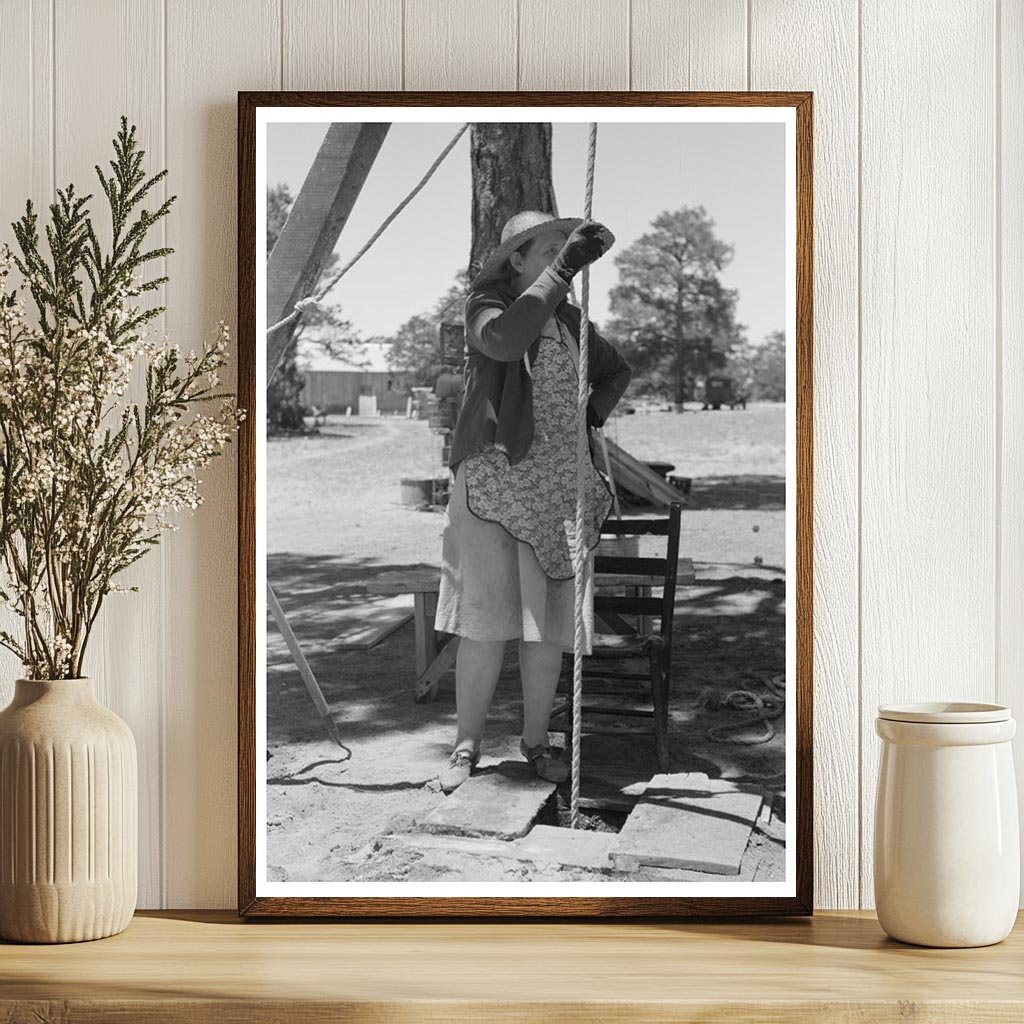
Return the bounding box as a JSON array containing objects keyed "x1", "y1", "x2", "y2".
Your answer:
[{"x1": 874, "y1": 701, "x2": 1019, "y2": 947}]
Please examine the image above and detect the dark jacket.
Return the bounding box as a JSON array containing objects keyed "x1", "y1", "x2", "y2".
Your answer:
[{"x1": 449, "y1": 264, "x2": 632, "y2": 475}]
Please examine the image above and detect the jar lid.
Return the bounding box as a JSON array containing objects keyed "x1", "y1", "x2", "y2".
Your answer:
[{"x1": 877, "y1": 701, "x2": 1011, "y2": 724}]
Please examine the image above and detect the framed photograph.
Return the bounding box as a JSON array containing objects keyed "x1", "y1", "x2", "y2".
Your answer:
[{"x1": 238, "y1": 90, "x2": 813, "y2": 917}]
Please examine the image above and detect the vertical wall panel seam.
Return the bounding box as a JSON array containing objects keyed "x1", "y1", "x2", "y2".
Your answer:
[
  {"x1": 159, "y1": 0, "x2": 169, "y2": 911},
  {"x1": 746, "y1": 0, "x2": 751, "y2": 90},
  {"x1": 29, "y1": 0, "x2": 34, "y2": 184},
  {"x1": 856, "y1": 0, "x2": 864, "y2": 909},
  {"x1": 681, "y1": 1, "x2": 688, "y2": 91},
  {"x1": 625, "y1": 0, "x2": 630, "y2": 91},
  {"x1": 994, "y1": 0, "x2": 1003, "y2": 707},
  {"x1": 400, "y1": 0, "x2": 405, "y2": 90},
  {"x1": 515, "y1": 0, "x2": 520, "y2": 91},
  {"x1": 50, "y1": 0, "x2": 55, "y2": 198}
]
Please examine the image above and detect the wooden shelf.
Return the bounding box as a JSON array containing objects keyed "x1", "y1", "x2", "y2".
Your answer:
[{"x1": 2, "y1": 910, "x2": 1022, "y2": 1021}]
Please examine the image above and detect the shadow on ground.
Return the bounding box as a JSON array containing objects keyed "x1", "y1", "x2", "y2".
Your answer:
[{"x1": 263, "y1": 548, "x2": 786, "y2": 882}]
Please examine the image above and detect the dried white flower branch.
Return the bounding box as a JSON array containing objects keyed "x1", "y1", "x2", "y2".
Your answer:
[{"x1": 0, "y1": 116, "x2": 245, "y2": 679}]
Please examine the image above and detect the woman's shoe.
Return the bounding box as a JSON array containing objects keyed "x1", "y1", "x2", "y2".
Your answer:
[
  {"x1": 520, "y1": 737, "x2": 569, "y2": 783},
  {"x1": 438, "y1": 747, "x2": 479, "y2": 793}
]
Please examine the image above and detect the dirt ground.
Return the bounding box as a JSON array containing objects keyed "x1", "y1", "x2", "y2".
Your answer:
[{"x1": 266, "y1": 405, "x2": 788, "y2": 883}]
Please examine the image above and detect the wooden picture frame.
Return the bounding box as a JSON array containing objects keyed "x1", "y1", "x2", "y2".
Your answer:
[{"x1": 238, "y1": 90, "x2": 813, "y2": 917}]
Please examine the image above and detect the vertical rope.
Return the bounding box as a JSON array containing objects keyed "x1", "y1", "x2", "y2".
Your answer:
[{"x1": 571, "y1": 123, "x2": 598, "y2": 829}]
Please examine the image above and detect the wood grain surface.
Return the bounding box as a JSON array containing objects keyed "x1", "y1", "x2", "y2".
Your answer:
[{"x1": 1, "y1": 910, "x2": 1023, "y2": 1022}]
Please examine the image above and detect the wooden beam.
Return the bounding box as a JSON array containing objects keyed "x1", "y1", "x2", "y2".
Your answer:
[{"x1": 266, "y1": 122, "x2": 390, "y2": 368}]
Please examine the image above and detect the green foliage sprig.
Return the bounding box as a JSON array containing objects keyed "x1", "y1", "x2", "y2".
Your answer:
[{"x1": 0, "y1": 116, "x2": 244, "y2": 679}]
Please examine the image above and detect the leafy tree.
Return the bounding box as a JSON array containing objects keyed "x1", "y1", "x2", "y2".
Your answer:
[
  {"x1": 726, "y1": 329, "x2": 786, "y2": 402},
  {"x1": 387, "y1": 273, "x2": 470, "y2": 386},
  {"x1": 266, "y1": 183, "x2": 359, "y2": 430},
  {"x1": 605, "y1": 206, "x2": 745, "y2": 405},
  {"x1": 267, "y1": 184, "x2": 292, "y2": 255}
]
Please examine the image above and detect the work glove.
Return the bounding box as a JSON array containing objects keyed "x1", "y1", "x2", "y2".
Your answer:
[{"x1": 549, "y1": 220, "x2": 616, "y2": 286}]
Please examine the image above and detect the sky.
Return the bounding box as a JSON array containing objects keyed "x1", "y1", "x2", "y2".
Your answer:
[{"x1": 267, "y1": 120, "x2": 785, "y2": 348}]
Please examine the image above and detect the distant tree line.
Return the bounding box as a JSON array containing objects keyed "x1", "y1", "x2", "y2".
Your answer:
[{"x1": 383, "y1": 203, "x2": 786, "y2": 405}]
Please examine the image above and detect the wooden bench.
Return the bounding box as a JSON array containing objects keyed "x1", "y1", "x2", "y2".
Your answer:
[{"x1": 360, "y1": 561, "x2": 697, "y2": 702}]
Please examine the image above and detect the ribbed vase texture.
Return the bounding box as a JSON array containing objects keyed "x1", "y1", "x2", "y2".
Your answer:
[{"x1": 0, "y1": 677, "x2": 137, "y2": 943}]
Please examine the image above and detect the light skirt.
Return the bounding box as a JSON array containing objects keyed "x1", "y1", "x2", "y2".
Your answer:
[{"x1": 435, "y1": 463, "x2": 595, "y2": 655}]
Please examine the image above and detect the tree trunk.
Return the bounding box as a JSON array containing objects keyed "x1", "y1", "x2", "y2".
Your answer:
[
  {"x1": 674, "y1": 296, "x2": 687, "y2": 408},
  {"x1": 468, "y1": 124, "x2": 558, "y2": 281}
]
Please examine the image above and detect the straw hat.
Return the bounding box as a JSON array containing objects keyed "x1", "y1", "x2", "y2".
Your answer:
[{"x1": 471, "y1": 210, "x2": 583, "y2": 288}]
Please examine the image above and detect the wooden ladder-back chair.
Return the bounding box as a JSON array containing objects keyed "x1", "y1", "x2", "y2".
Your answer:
[{"x1": 551, "y1": 501, "x2": 684, "y2": 771}]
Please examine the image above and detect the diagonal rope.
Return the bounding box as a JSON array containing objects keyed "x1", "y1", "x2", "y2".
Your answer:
[
  {"x1": 570, "y1": 123, "x2": 598, "y2": 829},
  {"x1": 266, "y1": 122, "x2": 471, "y2": 389}
]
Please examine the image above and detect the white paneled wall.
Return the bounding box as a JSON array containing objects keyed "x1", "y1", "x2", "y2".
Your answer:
[{"x1": 0, "y1": 0, "x2": 1018, "y2": 910}]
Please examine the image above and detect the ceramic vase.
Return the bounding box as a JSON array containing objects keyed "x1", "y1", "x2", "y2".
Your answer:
[
  {"x1": 874, "y1": 701, "x2": 1019, "y2": 947},
  {"x1": 0, "y1": 677, "x2": 137, "y2": 942}
]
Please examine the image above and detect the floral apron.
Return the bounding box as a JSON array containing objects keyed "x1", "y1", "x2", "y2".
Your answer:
[{"x1": 462, "y1": 314, "x2": 613, "y2": 580}]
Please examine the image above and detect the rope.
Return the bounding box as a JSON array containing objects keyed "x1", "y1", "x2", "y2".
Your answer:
[
  {"x1": 266, "y1": 122, "x2": 471, "y2": 388},
  {"x1": 697, "y1": 672, "x2": 786, "y2": 745},
  {"x1": 570, "y1": 123, "x2": 598, "y2": 829}
]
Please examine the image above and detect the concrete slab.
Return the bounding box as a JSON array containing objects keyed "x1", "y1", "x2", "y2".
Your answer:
[
  {"x1": 386, "y1": 826, "x2": 616, "y2": 872},
  {"x1": 382, "y1": 832, "x2": 520, "y2": 860},
  {"x1": 418, "y1": 761, "x2": 556, "y2": 840},
  {"x1": 611, "y1": 772, "x2": 764, "y2": 875},
  {"x1": 755, "y1": 792, "x2": 786, "y2": 843},
  {"x1": 515, "y1": 825, "x2": 618, "y2": 871}
]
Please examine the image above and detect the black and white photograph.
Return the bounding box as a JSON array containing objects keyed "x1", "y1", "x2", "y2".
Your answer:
[{"x1": 243, "y1": 96, "x2": 810, "y2": 911}]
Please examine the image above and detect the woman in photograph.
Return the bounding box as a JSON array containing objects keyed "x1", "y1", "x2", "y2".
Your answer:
[{"x1": 434, "y1": 210, "x2": 632, "y2": 793}]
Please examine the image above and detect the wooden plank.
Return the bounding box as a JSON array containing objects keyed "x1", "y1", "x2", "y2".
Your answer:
[
  {"x1": 519, "y1": 0, "x2": 629, "y2": 91},
  {"x1": 363, "y1": 569, "x2": 442, "y2": 594},
  {"x1": 334, "y1": 597, "x2": 413, "y2": 650},
  {"x1": 601, "y1": 437, "x2": 685, "y2": 508},
  {"x1": 593, "y1": 596, "x2": 662, "y2": 616},
  {"x1": 415, "y1": 635, "x2": 460, "y2": 703},
  {"x1": 751, "y1": 0, "x2": 860, "y2": 910},
  {"x1": 164, "y1": 0, "x2": 280, "y2": 909},
  {"x1": 266, "y1": 584, "x2": 332, "y2": 720},
  {"x1": 594, "y1": 555, "x2": 668, "y2": 576},
  {"x1": 513, "y1": 824, "x2": 618, "y2": 870},
  {"x1": 403, "y1": 0, "x2": 516, "y2": 90},
  {"x1": 588, "y1": 634, "x2": 648, "y2": 654},
  {"x1": 600, "y1": 512, "x2": 678, "y2": 536},
  {"x1": 858, "y1": 0, "x2": 998, "y2": 909},
  {"x1": 361, "y1": 568, "x2": 688, "y2": 595},
  {"x1": 266, "y1": 122, "x2": 390, "y2": 370},
  {"x1": 54, "y1": 0, "x2": 165, "y2": 911},
  {"x1": 1002, "y1": 0, "x2": 1024, "y2": 907},
  {"x1": 412, "y1": 593, "x2": 437, "y2": 676}
]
